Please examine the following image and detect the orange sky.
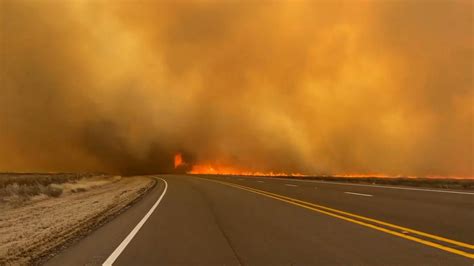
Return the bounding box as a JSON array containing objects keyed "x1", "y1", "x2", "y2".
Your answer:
[{"x1": 0, "y1": 0, "x2": 472, "y2": 177}]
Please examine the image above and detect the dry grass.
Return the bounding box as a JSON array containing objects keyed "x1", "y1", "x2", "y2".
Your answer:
[
  {"x1": 0, "y1": 174, "x2": 154, "y2": 265},
  {"x1": 0, "y1": 173, "x2": 99, "y2": 204},
  {"x1": 0, "y1": 173, "x2": 94, "y2": 187}
]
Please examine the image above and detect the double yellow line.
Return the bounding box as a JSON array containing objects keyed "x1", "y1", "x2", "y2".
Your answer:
[{"x1": 202, "y1": 177, "x2": 474, "y2": 259}]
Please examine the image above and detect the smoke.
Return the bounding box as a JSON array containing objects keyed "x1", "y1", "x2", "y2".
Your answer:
[{"x1": 1, "y1": 0, "x2": 472, "y2": 176}]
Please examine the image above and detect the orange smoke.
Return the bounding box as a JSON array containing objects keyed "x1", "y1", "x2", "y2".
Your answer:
[
  {"x1": 174, "y1": 153, "x2": 184, "y2": 168},
  {"x1": 188, "y1": 163, "x2": 306, "y2": 177}
]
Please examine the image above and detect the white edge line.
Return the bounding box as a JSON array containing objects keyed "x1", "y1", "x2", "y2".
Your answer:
[
  {"x1": 103, "y1": 177, "x2": 168, "y2": 266},
  {"x1": 285, "y1": 184, "x2": 298, "y2": 187},
  {"x1": 246, "y1": 176, "x2": 474, "y2": 195},
  {"x1": 344, "y1": 192, "x2": 373, "y2": 197}
]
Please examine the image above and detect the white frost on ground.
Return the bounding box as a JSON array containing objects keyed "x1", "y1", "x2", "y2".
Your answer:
[{"x1": 0, "y1": 176, "x2": 154, "y2": 264}]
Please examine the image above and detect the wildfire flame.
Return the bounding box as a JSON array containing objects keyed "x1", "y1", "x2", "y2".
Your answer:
[
  {"x1": 188, "y1": 163, "x2": 306, "y2": 177},
  {"x1": 175, "y1": 154, "x2": 473, "y2": 179},
  {"x1": 174, "y1": 153, "x2": 184, "y2": 168},
  {"x1": 188, "y1": 166, "x2": 474, "y2": 179},
  {"x1": 333, "y1": 173, "x2": 393, "y2": 178}
]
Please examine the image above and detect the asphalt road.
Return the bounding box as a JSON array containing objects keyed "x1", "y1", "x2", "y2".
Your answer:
[{"x1": 47, "y1": 174, "x2": 474, "y2": 265}]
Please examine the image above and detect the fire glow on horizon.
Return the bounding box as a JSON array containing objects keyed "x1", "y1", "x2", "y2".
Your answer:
[
  {"x1": 188, "y1": 165, "x2": 474, "y2": 179},
  {"x1": 188, "y1": 163, "x2": 306, "y2": 177},
  {"x1": 175, "y1": 154, "x2": 473, "y2": 179}
]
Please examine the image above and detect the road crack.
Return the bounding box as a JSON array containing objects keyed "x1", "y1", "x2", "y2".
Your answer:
[{"x1": 188, "y1": 181, "x2": 244, "y2": 266}]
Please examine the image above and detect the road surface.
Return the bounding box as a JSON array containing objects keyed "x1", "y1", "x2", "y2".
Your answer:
[{"x1": 47, "y1": 174, "x2": 474, "y2": 265}]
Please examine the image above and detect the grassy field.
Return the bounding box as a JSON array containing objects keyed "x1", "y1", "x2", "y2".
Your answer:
[
  {"x1": 0, "y1": 173, "x2": 154, "y2": 264},
  {"x1": 0, "y1": 173, "x2": 98, "y2": 203},
  {"x1": 0, "y1": 172, "x2": 97, "y2": 186}
]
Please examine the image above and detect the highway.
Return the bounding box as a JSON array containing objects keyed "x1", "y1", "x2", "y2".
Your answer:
[{"x1": 47, "y1": 174, "x2": 474, "y2": 265}]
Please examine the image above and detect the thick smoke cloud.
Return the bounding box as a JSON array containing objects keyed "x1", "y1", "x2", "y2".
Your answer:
[{"x1": 0, "y1": 0, "x2": 472, "y2": 176}]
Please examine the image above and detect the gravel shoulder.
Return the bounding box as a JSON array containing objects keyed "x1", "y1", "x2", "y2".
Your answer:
[{"x1": 0, "y1": 175, "x2": 155, "y2": 265}]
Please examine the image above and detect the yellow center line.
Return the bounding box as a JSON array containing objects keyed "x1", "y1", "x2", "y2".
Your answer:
[
  {"x1": 201, "y1": 177, "x2": 474, "y2": 259},
  {"x1": 227, "y1": 179, "x2": 473, "y2": 250}
]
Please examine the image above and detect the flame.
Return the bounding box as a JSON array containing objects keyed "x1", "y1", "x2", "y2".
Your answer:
[
  {"x1": 188, "y1": 163, "x2": 306, "y2": 177},
  {"x1": 174, "y1": 153, "x2": 184, "y2": 168},
  {"x1": 333, "y1": 173, "x2": 393, "y2": 178},
  {"x1": 186, "y1": 162, "x2": 473, "y2": 179}
]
